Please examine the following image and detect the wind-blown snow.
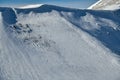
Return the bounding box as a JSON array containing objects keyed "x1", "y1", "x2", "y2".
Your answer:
[
  {"x1": 19, "y1": 4, "x2": 43, "y2": 9},
  {"x1": 0, "y1": 5, "x2": 120, "y2": 80}
]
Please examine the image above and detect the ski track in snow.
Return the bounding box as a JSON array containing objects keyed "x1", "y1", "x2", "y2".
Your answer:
[{"x1": 0, "y1": 5, "x2": 120, "y2": 80}]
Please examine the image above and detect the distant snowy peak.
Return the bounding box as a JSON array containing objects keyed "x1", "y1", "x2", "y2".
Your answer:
[
  {"x1": 19, "y1": 4, "x2": 43, "y2": 9},
  {"x1": 88, "y1": 0, "x2": 102, "y2": 9},
  {"x1": 88, "y1": 0, "x2": 120, "y2": 10}
]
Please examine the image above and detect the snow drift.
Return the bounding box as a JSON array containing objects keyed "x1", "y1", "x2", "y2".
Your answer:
[
  {"x1": 0, "y1": 4, "x2": 120, "y2": 80},
  {"x1": 19, "y1": 4, "x2": 43, "y2": 9}
]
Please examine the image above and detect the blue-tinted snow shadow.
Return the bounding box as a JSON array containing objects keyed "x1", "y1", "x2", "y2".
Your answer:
[
  {"x1": 0, "y1": 7, "x2": 17, "y2": 24},
  {"x1": 0, "y1": 4, "x2": 120, "y2": 55},
  {"x1": 63, "y1": 9, "x2": 120, "y2": 55}
]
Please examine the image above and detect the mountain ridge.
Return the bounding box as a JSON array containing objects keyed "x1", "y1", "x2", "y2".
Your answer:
[{"x1": 89, "y1": 0, "x2": 120, "y2": 10}]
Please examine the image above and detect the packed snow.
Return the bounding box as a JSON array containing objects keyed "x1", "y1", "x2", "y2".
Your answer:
[{"x1": 0, "y1": 4, "x2": 120, "y2": 80}]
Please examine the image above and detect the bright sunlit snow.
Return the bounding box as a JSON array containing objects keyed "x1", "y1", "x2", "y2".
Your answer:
[
  {"x1": 19, "y1": 4, "x2": 43, "y2": 9},
  {"x1": 88, "y1": 0, "x2": 120, "y2": 10},
  {"x1": 0, "y1": 3, "x2": 120, "y2": 80}
]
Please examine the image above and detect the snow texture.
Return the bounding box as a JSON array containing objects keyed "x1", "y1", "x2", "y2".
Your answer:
[
  {"x1": 0, "y1": 4, "x2": 120, "y2": 80},
  {"x1": 19, "y1": 4, "x2": 43, "y2": 9},
  {"x1": 88, "y1": 0, "x2": 120, "y2": 10}
]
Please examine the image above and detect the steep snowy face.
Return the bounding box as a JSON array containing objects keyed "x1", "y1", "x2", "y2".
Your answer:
[
  {"x1": 0, "y1": 5, "x2": 120, "y2": 80},
  {"x1": 89, "y1": 0, "x2": 120, "y2": 10}
]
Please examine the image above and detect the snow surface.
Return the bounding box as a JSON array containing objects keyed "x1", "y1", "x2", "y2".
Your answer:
[
  {"x1": 19, "y1": 4, "x2": 43, "y2": 9},
  {"x1": 88, "y1": 0, "x2": 120, "y2": 10},
  {"x1": 103, "y1": 4, "x2": 120, "y2": 10},
  {"x1": 0, "y1": 5, "x2": 120, "y2": 80},
  {"x1": 88, "y1": 0, "x2": 102, "y2": 9}
]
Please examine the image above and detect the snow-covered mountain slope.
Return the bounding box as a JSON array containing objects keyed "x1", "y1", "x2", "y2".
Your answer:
[
  {"x1": 88, "y1": 0, "x2": 120, "y2": 10},
  {"x1": 0, "y1": 4, "x2": 120, "y2": 80}
]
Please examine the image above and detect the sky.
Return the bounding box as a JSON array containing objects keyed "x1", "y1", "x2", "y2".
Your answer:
[{"x1": 0, "y1": 0, "x2": 98, "y2": 9}]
